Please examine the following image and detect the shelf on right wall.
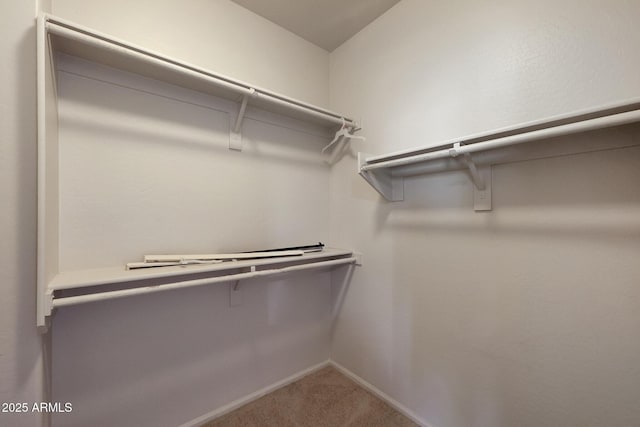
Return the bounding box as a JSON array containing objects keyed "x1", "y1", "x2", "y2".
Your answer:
[{"x1": 358, "y1": 98, "x2": 640, "y2": 211}]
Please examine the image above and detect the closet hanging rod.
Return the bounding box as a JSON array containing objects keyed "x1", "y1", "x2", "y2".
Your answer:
[
  {"x1": 361, "y1": 106, "x2": 640, "y2": 172},
  {"x1": 364, "y1": 98, "x2": 640, "y2": 164},
  {"x1": 51, "y1": 257, "x2": 357, "y2": 309},
  {"x1": 45, "y1": 18, "x2": 356, "y2": 128}
]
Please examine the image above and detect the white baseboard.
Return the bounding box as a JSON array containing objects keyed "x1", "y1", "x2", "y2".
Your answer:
[
  {"x1": 180, "y1": 360, "x2": 331, "y2": 427},
  {"x1": 181, "y1": 359, "x2": 432, "y2": 427},
  {"x1": 329, "y1": 360, "x2": 432, "y2": 427}
]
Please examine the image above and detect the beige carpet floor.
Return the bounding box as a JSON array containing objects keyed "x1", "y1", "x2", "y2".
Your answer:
[{"x1": 201, "y1": 366, "x2": 419, "y2": 427}]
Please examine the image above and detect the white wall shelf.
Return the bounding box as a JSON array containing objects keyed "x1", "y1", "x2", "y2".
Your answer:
[
  {"x1": 43, "y1": 14, "x2": 357, "y2": 132},
  {"x1": 36, "y1": 14, "x2": 360, "y2": 331},
  {"x1": 358, "y1": 98, "x2": 640, "y2": 210},
  {"x1": 46, "y1": 249, "x2": 357, "y2": 313},
  {"x1": 49, "y1": 248, "x2": 355, "y2": 292}
]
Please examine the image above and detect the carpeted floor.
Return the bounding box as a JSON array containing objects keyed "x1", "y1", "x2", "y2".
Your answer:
[{"x1": 201, "y1": 366, "x2": 418, "y2": 426}]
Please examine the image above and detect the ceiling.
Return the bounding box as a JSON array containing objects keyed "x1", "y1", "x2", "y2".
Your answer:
[{"x1": 230, "y1": 0, "x2": 401, "y2": 51}]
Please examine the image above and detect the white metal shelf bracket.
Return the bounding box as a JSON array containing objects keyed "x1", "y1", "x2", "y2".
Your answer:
[
  {"x1": 450, "y1": 143, "x2": 492, "y2": 211},
  {"x1": 353, "y1": 251, "x2": 363, "y2": 266},
  {"x1": 472, "y1": 166, "x2": 492, "y2": 211},
  {"x1": 451, "y1": 143, "x2": 484, "y2": 190},
  {"x1": 358, "y1": 153, "x2": 404, "y2": 201},
  {"x1": 230, "y1": 88, "x2": 256, "y2": 151},
  {"x1": 39, "y1": 289, "x2": 55, "y2": 332},
  {"x1": 45, "y1": 289, "x2": 54, "y2": 316},
  {"x1": 230, "y1": 280, "x2": 242, "y2": 306}
]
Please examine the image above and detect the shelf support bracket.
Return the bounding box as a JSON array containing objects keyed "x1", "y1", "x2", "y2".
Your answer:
[
  {"x1": 37, "y1": 289, "x2": 54, "y2": 333},
  {"x1": 358, "y1": 153, "x2": 404, "y2": 202},
  {"x1": 450, "y1": 143, "x2": 492, "y2": 211},
  {"x1": 353, "y1": 251, "x2": 363, "y2": 266},
  {"x1": 230, "y1": 280, "x2": 243, "y2": 307},
  {"x1": 229, "y1": 88, "x2": 255, "y2": 151},
  {"x1": 472, "y1": 166, "x2": 492, "y2": 211},
  {"x1": 461, "y1": 154, "x2": 485, "y2": 191},
  {"x1": 45, "y1": 289, "x2": 54, "y2": 317}
]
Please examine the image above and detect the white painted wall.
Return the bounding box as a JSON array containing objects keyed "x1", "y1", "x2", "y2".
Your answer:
[
  {"x1": 46, "y1": 1, "x2": 335, "y2": 426},
  {"x1": 7, "y1": 1, "x2": 640, "y2": 426},
  {"x1": 329, "y1": 1, "x2": 640, "y2": 426},
  {"x1": 52, "y1": 0, "x2": 330, "y2": 108},
  {"x1": 0, "y1": 1, "x2": 47, "y2": 427},
  {"x1": 55, "y1": 55, "x2": 331, "y2": 271}
]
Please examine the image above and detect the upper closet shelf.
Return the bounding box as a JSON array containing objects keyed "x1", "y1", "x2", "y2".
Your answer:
[
  {"x1": 42, "y1": 14, "x2": 357, "y2": 149},
  {"x1": 358, "y1": 98, "x2": 640, "y2": 210}
]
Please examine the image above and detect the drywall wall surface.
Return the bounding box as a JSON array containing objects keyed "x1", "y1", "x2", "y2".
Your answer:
[
  {"x1": 329, "y1": 1, "x2": 640, "y2": 426},
  {"x1": 55, "y1": 55, "x2": 332, "y2": 271},
  {"x1": 42, "y1": 2, "x2": 335, "y2": 426},
  {"x1": 51, "y1": 0, "x2": 330, "y2": 108},
  {"x1": 53, "y1": 276, "x2": 333, "y2": 427},
  {"x1": 0, "y1": 1, "x2": 45, "y2": 427},
  {"x1": 49, "y1": 39, "x2": 334, "y2": 426}
]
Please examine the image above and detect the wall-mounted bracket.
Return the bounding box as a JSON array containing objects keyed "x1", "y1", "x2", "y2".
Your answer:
[
  {"x1": 229, "y1": 280, "x2": 243, "y2": 306},
  {"x1": 38, "y1": 289, "x2": 55, "y2": 333},
  {"x1": 358, "y1": 153, "x2": 404, "y2": 201},
  {"x1": 353, "y1": 251, "x2": 363, "y2": 266},
  {"x1": 229, "y1": 88, "x2": 255, "y2": 151},
  {"x1": 450, "y1": 143, "x2": 492, "y2": 211},
  {"x1": 472, "y1": 166, "x2": 491, "y2": 211},
  {"x1": 45, "y1": 289, "x2": 54, "y2": 317}
]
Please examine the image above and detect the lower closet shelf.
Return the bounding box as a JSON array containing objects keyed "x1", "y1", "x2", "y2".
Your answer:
[{"x1": 44, "y1": 248, "x2": 357, "y2": 318}]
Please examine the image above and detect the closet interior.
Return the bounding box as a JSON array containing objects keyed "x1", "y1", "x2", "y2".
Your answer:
[{"x1": 31, "y1": 3, "x2": 640, "y2": 427}]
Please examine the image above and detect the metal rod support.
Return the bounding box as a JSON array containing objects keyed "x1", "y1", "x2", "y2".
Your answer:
[
  {"x1": 462, "y1": 153, "x2": 485, "y2": 190},
  {"x1": 234, "y1": 89, "x2": 254, "y2": 133}
]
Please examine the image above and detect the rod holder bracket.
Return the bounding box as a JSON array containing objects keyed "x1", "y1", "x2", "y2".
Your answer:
[
  {"x1": 353, "y1": 251, "x2": 363, "y2": 266},
  {"x1": 358, "y1": 153, "x2": 404, "y2": 202},
  {"x1": 229, "y1": 131, "x2": 242, "y2": 151},
  {"x1": 229, "y1": 88, "x2": 256, "y2": 151},
  {"x1": 37, "y1": 290, "x2": 55, "y2": 333},
  {"x1": 473, "y1": 166, "x2": 492, "y2": 211},
  {"x1": 451, "y1": 143, "x2": 482, "y2": 189},
  {"x1": 230, "y1": 281, "x2": 243, "y2": 306},
  {"x1": 45, "y1": 289, "x2": 54, "y2": 316},
  {"x1": 461, "y1": 153, "x2": 485, "y2": 191},
  {"x1": 451, "y1": 144, "x2": 492, "y2": 211},
  {"x1": 449, "y1": 142, "x2": 461, "y2": 158}
]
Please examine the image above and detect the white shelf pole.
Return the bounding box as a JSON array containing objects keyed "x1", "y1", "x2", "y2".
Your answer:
[
  {"x1": 52, "y1": 257, "x2": 357, "y2": 308},
  {"x1": 361, "y1": 108, "x2": 640, "y2": 172},
  {"x1": 252, "y1": 91, "x2": 352, "y2": 127}
]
